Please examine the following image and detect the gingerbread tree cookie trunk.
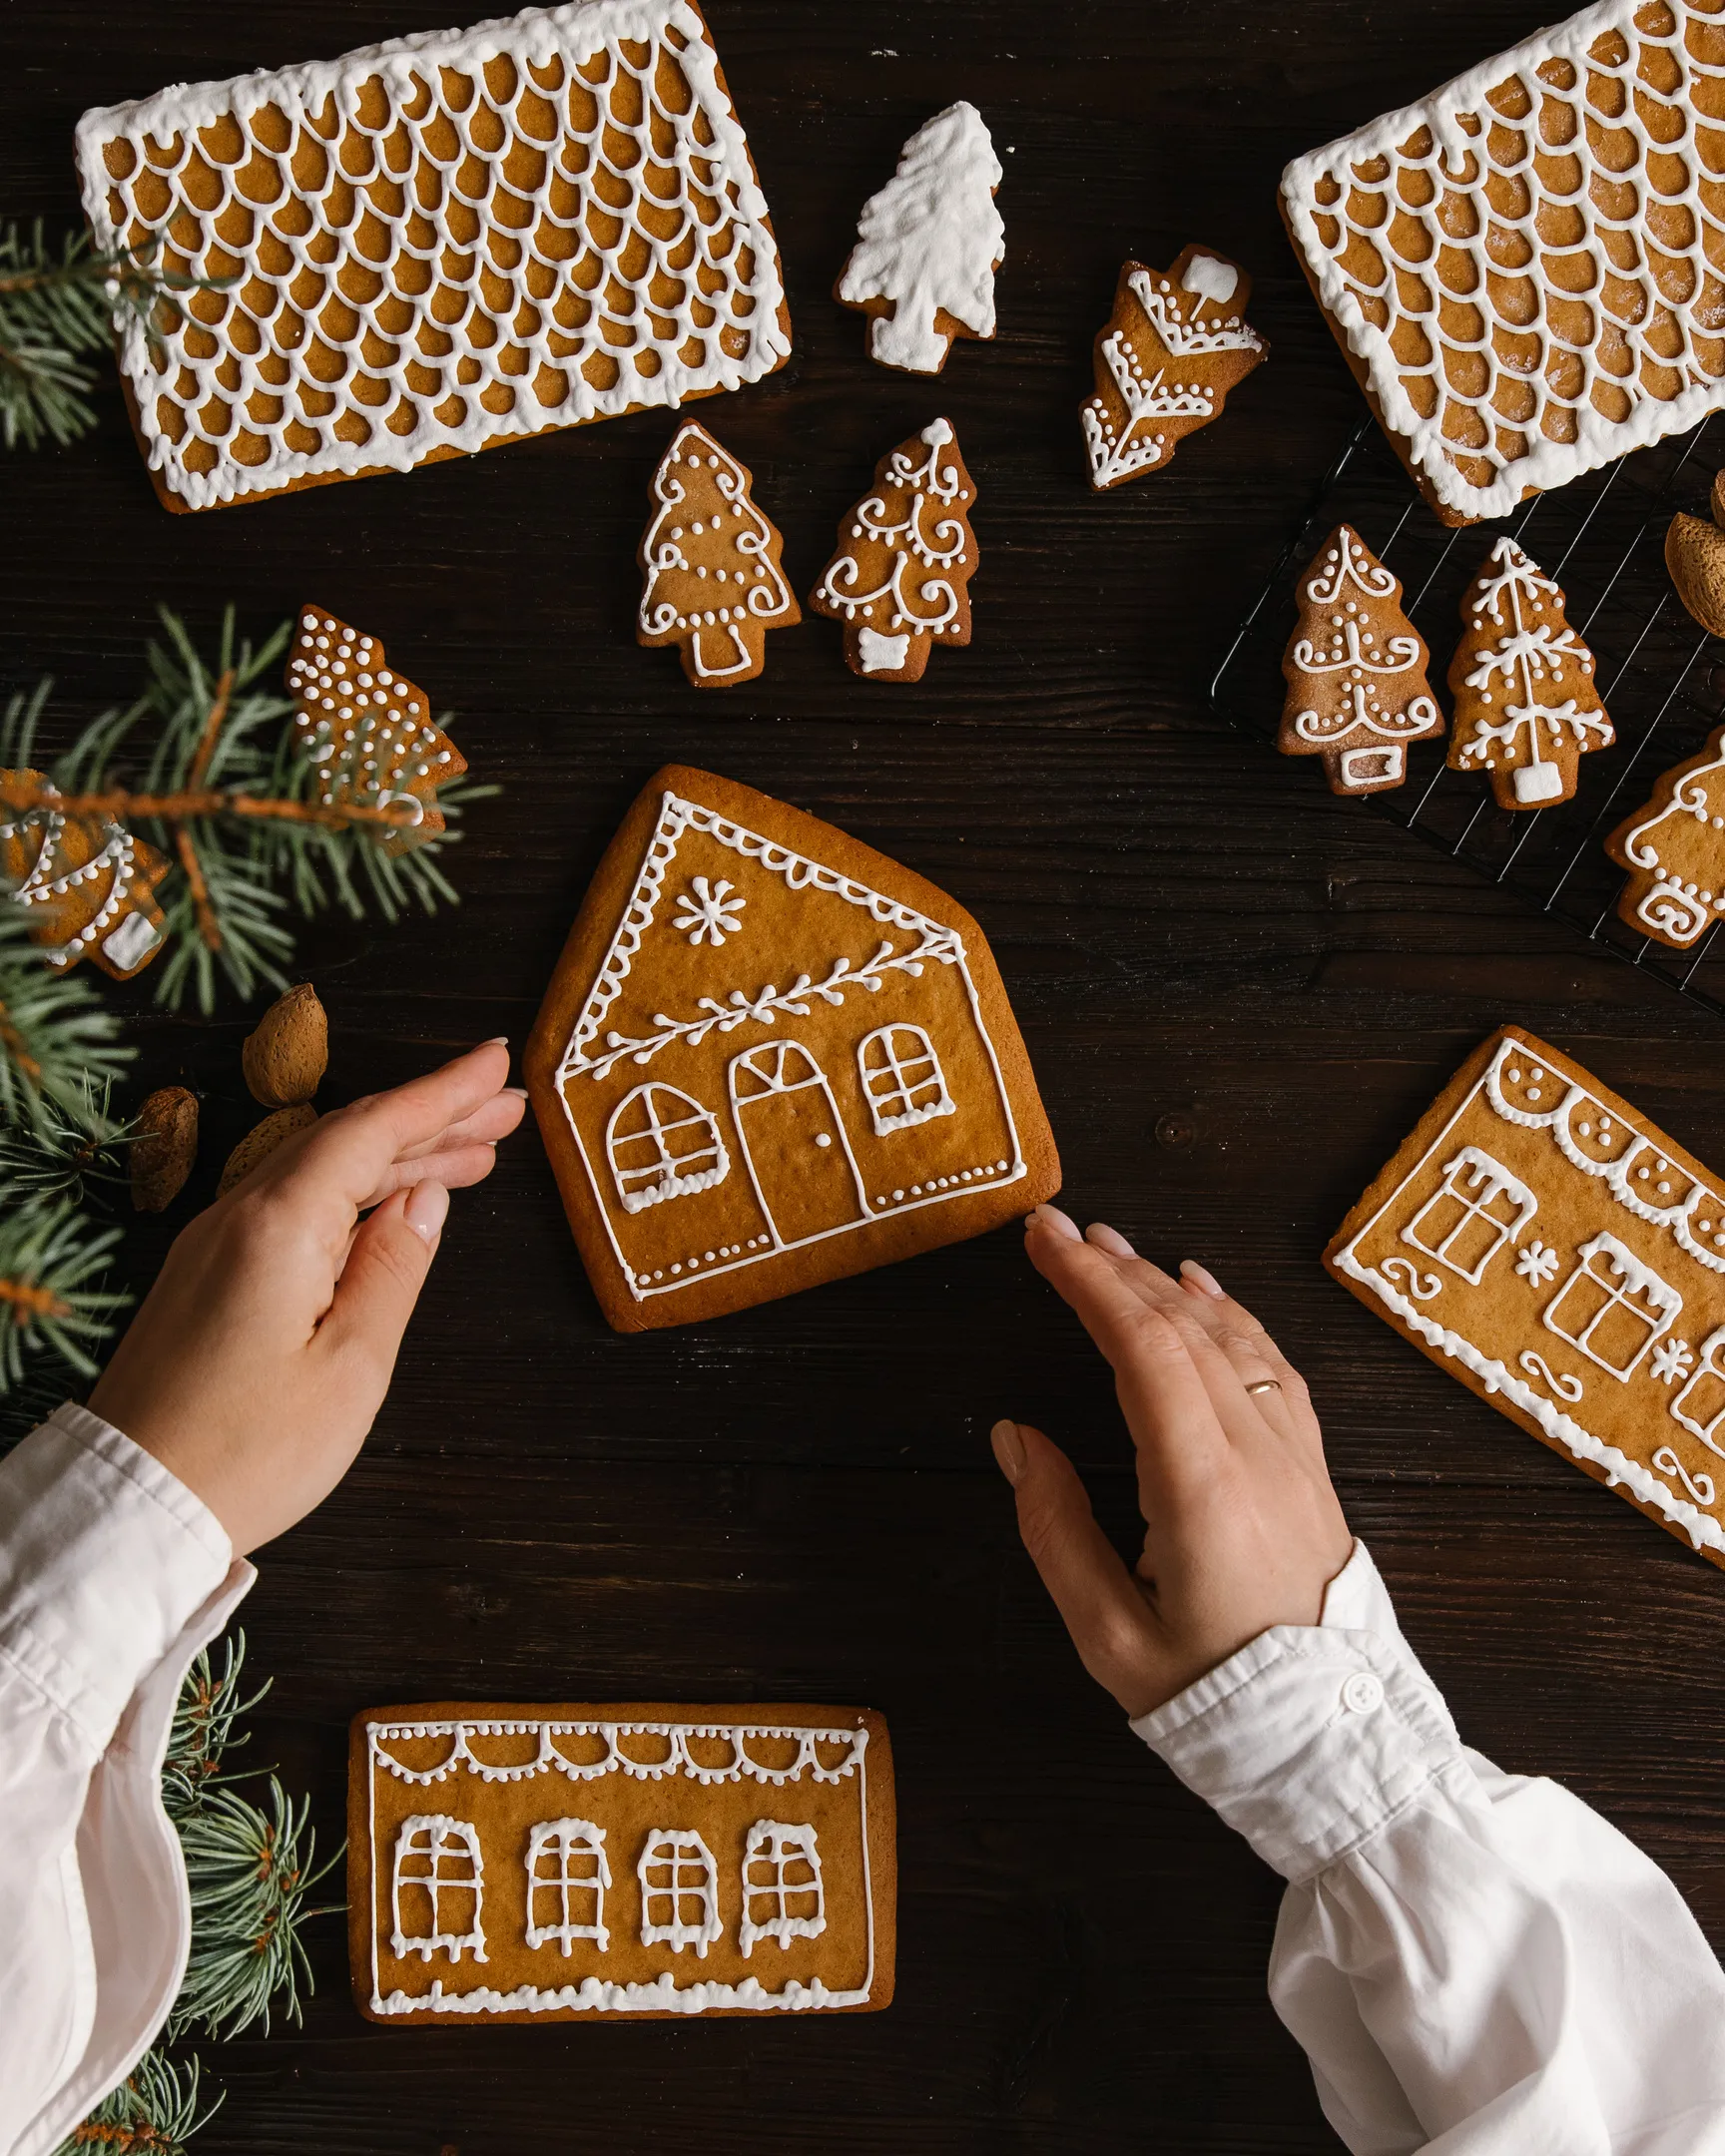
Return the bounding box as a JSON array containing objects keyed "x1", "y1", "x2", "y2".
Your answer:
[
  {"x1": 285, "y1": 607, "x2": 465, "y2": 854},
  {"x1": 1080, "y1": 246, "x2": 1267, "y2": 491},
  {"x1": 637, "y1": 422, "x2": 800, "y2": 686},
  {"x1": 1278, "y1": 526, "x2": 1444, "y2": 795},
  {"x1": 836, "y1": 102, "x2": 1003, "y2": 375},
  {"x1": 524, "y1": 766, "x2": 1059, "y2": 1332},
  {"x1": 809, "y1": 419, "x2": 977, "y2": 681},
  {"x1": 1606, "y1": 727, "x2": 1725, "y2": 950},
  {"x1": 1446, "y1": 539, "x2": 1612, "y2": 809},
  {"x1": 0, "y1": 778, "x2": 170, "y2": 978}
]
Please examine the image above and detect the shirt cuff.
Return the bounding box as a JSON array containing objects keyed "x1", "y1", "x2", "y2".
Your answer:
[
  {"x1": 0, "y1": 1402, "x2": 245, "y2": 1760},
  {"x1": 1129, "y1": 1541, "x2": 1472, "y2": 1884}
]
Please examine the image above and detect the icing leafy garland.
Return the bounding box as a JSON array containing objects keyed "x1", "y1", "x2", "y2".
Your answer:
[
  {"x1": 74, "y1": 0, "x2": 791, "y2": 509},
  {"x1": 838, "y1": 102, "x2": 1003, "y2": 374},
  {"x1": 1280, "y1": 1, "x2": 1725, "y2": 519}
]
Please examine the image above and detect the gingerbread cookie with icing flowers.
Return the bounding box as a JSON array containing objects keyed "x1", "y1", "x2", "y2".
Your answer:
[
  {"x1": 1278, "y1": 525, "x2": 1444, "y2": 795},
  {"x1": 73, "y1": 0, "x2": 791, "y2": 513},
  {"x1": 0, "y1": 776, "x2": 171, "y2": 979},
  {"x1": 524, "y1": 766, "x2": 1059, "y2": 1331},
  {"x1": 1328, "y1": 1026, "x2": 1725, "y2": 1572},
  {"x1": 836, "y1": 102, "x2": 1003, "y2": 375},
  {"x1": 637, "y1": 422, "x2": 800, "y2": 687},
  {"x1": 809, "y1": 419, "x2": 978, "y2": 682},
  {"x1": 349, "y1": 1701, "x2": 894, "y2": 2022},
  {"x1": 1606, "y1": 726, "x2": 1725, "y2": 951},
  {"x1": 286, "y1": 608, "x2": 466, "y2": 852},
  {"x1": 1445, "y1": 539, "x2": 1611, "y2": 809},
  {"x1": 1281, "y1": 3, "x2": 1725, "y2": 527},
  {"x1": 1080, "y1": 245, "x2": 1266, "y2": 491}
]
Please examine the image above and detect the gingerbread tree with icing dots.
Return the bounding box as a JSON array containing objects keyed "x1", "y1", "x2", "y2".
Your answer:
[
  {"x1": 1606, "y1": 726, "x2": 1725, "y2": 950},
  {"x1": 809, "y1": 418, "x2": 978, "y2": 682},
  {"x1": 637, "y1": 423, "x2": 801, "y2": 687},
  {"x1": 0, "y1": 785, "x2": 170, "y2": 979},
  {"x1": 1446, "y1": 538, "x2": 1613, "y2": 809},
  {"x1": 1278, "y1": 524, "x2": 1443, "y2": 796}
]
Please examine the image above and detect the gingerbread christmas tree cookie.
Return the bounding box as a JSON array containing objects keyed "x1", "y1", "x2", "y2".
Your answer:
[
  {"x1": 837, "y1": 103, "x2": 1003, "y2": 375},
  {"x1": 638, "y1": 423, "x2": 800, "y2": 686},
  {"x1": 349, "y1": 1701, "x2": 894, "y2": 2022},
  {"x1": 285, "y1": 609, "x2": 465, "y2": 854},
  {"x1": 0, "y1": 778, "x2": 170, "y2": 978},
  {"x1": 1080, "y1": 246, "x2": 1267, "y2": 491},
  {"x1": 524, "y1": 766, "x2": 1059, "y2": 1332},
  {"x1": 1446, "y1": 539, "x2": 1612, "y2": 808},
  {"x1": 1278, "y1": 525, "x2": 1443, "y2": 795},
  {"x1": 809, "y1": 419, "x2": 977, "y2": 681},
  {"x1": 1606, "y1": 727, "x2": 1725, "y2": 949},
  {"x1": 1327, "y1": 1026, "x2": 1725, "y2": 1573}
]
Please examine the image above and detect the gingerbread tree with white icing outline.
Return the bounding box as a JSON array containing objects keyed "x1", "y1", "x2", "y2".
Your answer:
[
  {"x1": 1606, "y1": 725, "x2": 1725, "y2": 950},
  {"x1": 637, "y1": 422, "x2": 801, "y2": 687},
  {"x1": 1446, "y1": 539, "x2": 1613, "y2": 809},
  {"x1": 837, "y1": 103, "x2": 1003, "y2": 375},
  {"x1": 1081, "y1": 245, "x2": 1267, "y2": 491},
  {"x1": 810, "y1": 418, "x2": 978, "y2": 682},
  {"x1": 1278, "y1": 525, "x2": 1443, "y2": 796},
  {"x1": 0, "y1": 783, "x2": 170, "y2": 979}
]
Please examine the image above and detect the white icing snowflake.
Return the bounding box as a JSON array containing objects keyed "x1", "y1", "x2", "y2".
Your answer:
[
  {"x1": 1652, "y1": 1337, "x2": 1695, "y2": 1386},
  {"x1": 1514, "y1": 1240, "x2": 1560, "y2": 1287},
  {"x1": 673, "y1": 876, "x2": 746, "y2": 947}
]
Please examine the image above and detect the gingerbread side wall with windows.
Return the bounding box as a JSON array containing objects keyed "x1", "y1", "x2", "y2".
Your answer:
[
  {"x1": 524, "y1": 765, "x2": 1060, "y2": 1331},
  {"x1": 1326, "y1": 1026, "x2": 1725, "y2": 1571}
]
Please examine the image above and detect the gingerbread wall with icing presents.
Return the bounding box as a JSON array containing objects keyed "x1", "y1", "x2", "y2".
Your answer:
[
  {"x1": 551, "y1": 790, "x2": 1026, "y2": 1315},
  {"x1": 1331, "y1": 1033, "x2": 1725, "y2": 1562}
]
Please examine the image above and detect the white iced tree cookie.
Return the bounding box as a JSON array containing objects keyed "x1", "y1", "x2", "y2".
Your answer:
[
  {"x1": 1445, "y1": 538, "x2": 1612, "y2": 810},
  {"x1": 837, "y1": 103, "x2": 1003, "y2": 375}
]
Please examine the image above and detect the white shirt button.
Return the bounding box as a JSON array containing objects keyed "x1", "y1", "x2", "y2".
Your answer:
[{"x1": 1341, "y1": 1671, "x2": 1385, "y2": 1717}]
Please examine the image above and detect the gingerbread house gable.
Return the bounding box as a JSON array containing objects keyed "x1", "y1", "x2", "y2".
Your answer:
[{"x1": 526, "y1": 768, "x2": 1057, "y2": 1329}]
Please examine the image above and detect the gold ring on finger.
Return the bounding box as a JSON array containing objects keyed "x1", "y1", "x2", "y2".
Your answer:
[{"x1": 1245, "y1": 1377, "x2": 1282, "y2": 1396}]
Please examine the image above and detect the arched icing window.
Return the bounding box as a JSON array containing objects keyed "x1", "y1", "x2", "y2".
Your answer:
[
  {"x1": 525, "y1": 1819, "x2": 611, "y2": 1954},
  {"x1": 637, "y1": 1829, "x2": 722, "y2": 1956},
  {"x1": 390, "y1": 1815, "x2": 487, "y2": 1963},
  {"x1": 857, "y1": 1024, "x2": 954, "y2": 1135},
  {"x1": 739, "y1": 1820, "x2": 826, "y2": 1955},
  {"x1": 606, "y1": 1083, "x2": 729, "y2": 1214}
]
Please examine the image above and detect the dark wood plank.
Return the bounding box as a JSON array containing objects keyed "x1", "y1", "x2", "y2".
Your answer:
[{"x1": 6, "y1": 1, "x2": 1725, "y2": 2148}]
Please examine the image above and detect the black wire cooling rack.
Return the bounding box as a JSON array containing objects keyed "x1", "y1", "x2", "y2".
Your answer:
[{"x1": 1210, "y1": 411, "x2": 1725, "y2": 1019}]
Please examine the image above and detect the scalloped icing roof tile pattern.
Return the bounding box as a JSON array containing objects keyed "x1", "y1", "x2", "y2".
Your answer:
[
  {"x1": 74, "y1": 0, "x2": 791, "y2": 510},
  {"x1": 1281, "y1": 0, "x2": 1725, "y2": 520}
]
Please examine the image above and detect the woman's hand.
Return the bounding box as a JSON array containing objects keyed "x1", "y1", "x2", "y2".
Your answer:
[
  {"x1": 88, "y1": 1039, "x2": 525, "y2": 1557},
  {"x1": 993, "y1": 1207, "x2": 1353, "y2": 1719}
]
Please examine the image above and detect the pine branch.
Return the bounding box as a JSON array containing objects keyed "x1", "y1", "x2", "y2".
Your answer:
[
  {"x1": 55, "y1": 2046, "x2": 221, "y2": 2155},
  {"x1": 0, "y1": 1190, "x2": 128, "y2": 1387},
  {"x1": 0, "y1": 220, "x2": 231, "y2": 453},
  {"x1": 0, "y1": 1073, "x2": 131, "y2": 1205},
  {"x1": 0, "y1": 901, "x2": 132, "y2": 1130},
  {"x1": 162, "y1": 1635, "x2": 266, "y2": 1820}
]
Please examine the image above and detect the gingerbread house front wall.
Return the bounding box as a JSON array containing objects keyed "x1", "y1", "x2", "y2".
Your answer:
[
  {"x1": 554, "y1": 795, "x2": 1025, "y2": 1310},
  {"x1": 1333, "y1": 1035, "x2": 1725, "y2": 1560}
]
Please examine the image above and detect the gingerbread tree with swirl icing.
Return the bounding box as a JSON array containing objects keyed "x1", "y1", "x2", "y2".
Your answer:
[
  {"x1": 1606, "y1": 726, "x2": 1725, "y2": 951},
  {"x1": 809, "y1": 418, "x2": 978, "y2": 682},
  {"x1": 1278, "y1": 524, "x2": 1443, "y2": 796},
  {"x1": 637, "y1": 422, "x2": 800, "y2": 688}
]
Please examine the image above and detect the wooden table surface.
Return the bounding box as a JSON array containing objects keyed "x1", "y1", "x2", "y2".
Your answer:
[{"x1": 9, "y1": 2, "x2": 1725, "y2": 2149}]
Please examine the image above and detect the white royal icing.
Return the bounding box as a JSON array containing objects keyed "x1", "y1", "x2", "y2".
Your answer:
[
  {"x1": 639, "y1": 424, "x2": 797, "y2": 680},
  {"x1": 839, "y1": 102, "x2": 1003, "y2": 373},
  {"x1": 1281, "y1": 1, "x2": 1725, "y2": 519},
  {"x1": 1287, "y1": 527, "x2": 1440, "y2": 756},
  {"x1": 857, "y1": 627, "x2": 911, "y2": 673},
  {"x1": 1081, "y1": 265, "x2": 1265, "y2": 488},
  {"x1": 739, "y1": 1822, "x2": 825, "y2": 1956},
  {"x1": 75, "y1": 0, "x2": 791, "y2": 510},
  {"x1": 1, "y1": 794, "x2": 154, "y2": 969},
  {"x1": 1451, "y1": 539, "x2": 1609, "y2": 792},
  {"x1": 815, "y1": 417, "x2": 973, "y2": 646}
]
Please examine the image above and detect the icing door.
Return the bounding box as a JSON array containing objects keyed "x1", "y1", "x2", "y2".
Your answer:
[{"x1": 729, "y1": 1042, "x2": 867, "y2": 1247}]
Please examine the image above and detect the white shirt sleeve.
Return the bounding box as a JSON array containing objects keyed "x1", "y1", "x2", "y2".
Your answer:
[
  {"x1": 0, "y1": 1404, "x2": 254, "y2": 2156},
  {"x1": 1133, "y1": 1541, "x2": 1725, "y2": 2154}
]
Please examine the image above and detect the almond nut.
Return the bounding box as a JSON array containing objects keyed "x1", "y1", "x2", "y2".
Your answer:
[
  {"x1": 130, "y1": 1086, "x2": 199, "y2": 1213},
  {"x1": 219, "y1": 1103, "x2": 317, "y2": 1196},
  {"x1": 242, "y1": 983, "x2": 327, "y2": 1107},
  {"x1": 1666, "y1": 512, "x2": 1725, "y2": 638}
]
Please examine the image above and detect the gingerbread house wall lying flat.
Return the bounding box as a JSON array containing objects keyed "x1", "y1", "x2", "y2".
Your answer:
[
  {"x1": 1281, "y1": 0, "x2": 1725, "y2": 524},
  {"x1": 525, "y1": 767, "x2": 1059, "y2": 1330},
  {"x1": 348, "y1": 1704, "x2": 894, "y2": 2020},
  {"x1": 1327, "y1": 1027, "x2": 1725, "y2": 1568},
  {"x1": 74, "y1": 0, "x2": 790, "y2": 511}
]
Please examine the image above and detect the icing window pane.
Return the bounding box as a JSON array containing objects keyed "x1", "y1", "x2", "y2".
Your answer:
[
  {"x1": 1402, "y1": 1145, "x2": 1537, "y2": 1285},
  {"x1": 606, "y1": 1083, "x2": 730, "y2": 1214},
  {"x1": 1544, "y1": 1232, "x2": 1682, "y2": 1383},
  {"x1": 858, "y1": 1023, "x2": 954, "y2": 1135},
  {"x1": 637, "y1": 1829, "x2": 722, "y2": 1957},
  {"x1": 739, "y1": 1821, "x2": 826, "y2": 1955},
  {"x1": 390, "y1": 1815, "x2": 487, "y2": 1964},
  {"x1": 525, "y1": 1819, "x2": 612, "y2": 1955}
]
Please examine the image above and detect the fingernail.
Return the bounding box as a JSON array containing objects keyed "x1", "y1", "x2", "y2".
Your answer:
[
  {"x1": 1026, "y1": 1203, "x2": 1082, "y2": 1243},
  {"x1": 405, "y1": 1180, "x2": 450, "y2": 1244},
  {"x1": 504, "y1": 1086, "x2": 530, "y2": 1100},
  {"x1": 1181, "y1": 1259, "x2": 1225, "y2": 1299},
  {"x1": 481, "y1": 1035, "x2": 509, "y2": 1047},
  {"x1": 990, "y1": 1419, "x2": 1025, "y2": 1484},
  {"x1": 1087, "y1": 1222, "x2": 1136, "y2": 1258}
]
